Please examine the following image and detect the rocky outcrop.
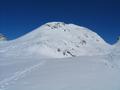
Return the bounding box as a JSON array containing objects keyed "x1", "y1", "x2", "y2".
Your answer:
[{"x1": 0, "y1": 34, "x2": 7, "y2": 41}]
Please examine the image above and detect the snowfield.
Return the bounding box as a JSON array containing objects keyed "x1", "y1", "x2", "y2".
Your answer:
[
  {"x1": 0, "y1": 56, "x2": 120, "y2": 90},
  {"x1": 0, "y1": 22, "x2": 120, "y2": 90}
]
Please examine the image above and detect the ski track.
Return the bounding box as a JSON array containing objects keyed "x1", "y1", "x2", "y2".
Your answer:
[
  {"x1": 0, "y1": 60, "x2": 46, "y2": 90},
  {"x1": 105, "y1": 54, "x2": 120, "y2": 70}
]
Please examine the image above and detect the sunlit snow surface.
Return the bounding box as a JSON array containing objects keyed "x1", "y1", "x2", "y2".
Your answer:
[
  {"x1": 0, "y1": 22, "x2": 112, "y2": 58},
  {"x1": 0, "y1": 56, "x2": 120, "y2": 90},
  {"x1": 0, "y1": 22, "x2": 120, "y2": 90}
]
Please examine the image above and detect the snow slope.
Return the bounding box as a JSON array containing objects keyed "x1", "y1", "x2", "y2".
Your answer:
[
  {"x1": 112, "y1": 39, "x2": 120, "y2": 55},
  {"x1": 0, "y1": 22, "x2": 111, "y2": 58},
  {"x1": 0, "y1": 22, "x2": 120, "y2": 90},
  {"x1": 107, "y1": 39, "x2": 120, "y2": 69},
  {"x1": 0, "y1": 56, "x2": 120, "y2": 90}
]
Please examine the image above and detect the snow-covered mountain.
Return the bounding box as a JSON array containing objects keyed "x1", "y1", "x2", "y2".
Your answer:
[
  {"x1": 0, "y1": 22, "x2": 111, "y2": 58},
  {"x1": 0, "y1": 22, "x2": 120, "y2": 90}
]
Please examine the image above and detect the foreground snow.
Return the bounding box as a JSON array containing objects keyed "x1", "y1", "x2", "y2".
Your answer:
[{"x1": 0, "y1": 55, "x2": 120, "y2": 90}]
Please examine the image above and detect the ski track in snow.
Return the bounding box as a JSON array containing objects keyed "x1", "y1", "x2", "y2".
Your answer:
[
  {"x1": 105, "y1": 54, "x2": 120, "y2": 70},
  {"x1": 0, "y1": 60, "x2": 46, "y2": 90}
]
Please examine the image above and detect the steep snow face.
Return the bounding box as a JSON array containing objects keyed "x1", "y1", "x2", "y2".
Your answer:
[{"x1": 0, "y1": 22, "x2": 111, "y2": 58}]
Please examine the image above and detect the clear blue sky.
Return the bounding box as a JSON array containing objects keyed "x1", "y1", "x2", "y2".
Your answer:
[{"x1": 0, "y1": 0, "x2": 120, "y2": 44}]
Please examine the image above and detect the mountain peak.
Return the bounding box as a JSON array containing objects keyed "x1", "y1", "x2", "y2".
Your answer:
[
  {"x1": 41, "y1": 22, "x2": 69, "y2": 31},
  {"x1": 44, "y1": 22, "x2": 66, "y2": 28}
]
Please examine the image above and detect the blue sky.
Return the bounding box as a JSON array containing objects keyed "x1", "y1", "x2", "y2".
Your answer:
[{"x1": 0, "y1": 0, "x2": 120, "y2": 44}]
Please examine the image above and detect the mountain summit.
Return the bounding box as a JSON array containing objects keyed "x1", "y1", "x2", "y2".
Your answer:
[{"x1": 0, "y1": 22, "x2": 111, "y2": 58}]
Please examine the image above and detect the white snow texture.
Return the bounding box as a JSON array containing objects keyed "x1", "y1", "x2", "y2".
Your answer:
[{"x1": 0, "y1": 22, "x2": 120, "y2": 90}]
